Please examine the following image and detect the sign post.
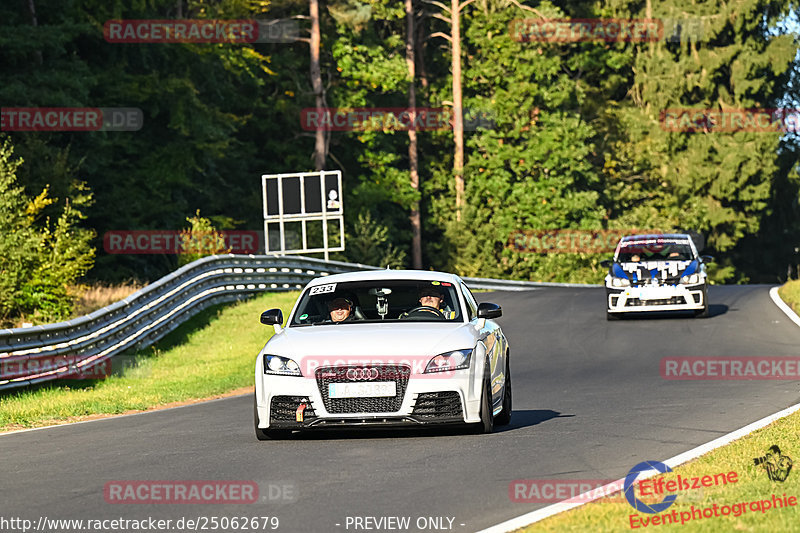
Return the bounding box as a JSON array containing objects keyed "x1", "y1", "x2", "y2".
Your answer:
[{"x1": 261, "y1": 170, "x2": 345, "y2": 260}]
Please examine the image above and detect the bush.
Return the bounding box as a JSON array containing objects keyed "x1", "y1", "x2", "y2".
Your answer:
[
  {"x1": 177, "y1": 210, "x2": 231, "y2": 267},
  {"x1": 0, "y1": 136, "x2": 95, "y2": 325},
  {"x1": 345, "y1": 211, "x2": 407, "y2": 268}
]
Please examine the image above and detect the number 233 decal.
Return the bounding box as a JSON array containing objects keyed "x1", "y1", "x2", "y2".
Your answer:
[{"x1": 309, "y1": 283, "x2": 336, "y2": 295}]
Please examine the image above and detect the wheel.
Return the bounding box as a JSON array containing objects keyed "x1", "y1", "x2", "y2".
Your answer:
[
  {"x1": 695, "y1": 286, "x2": 709, "y2": 318},
  {"x1": 471, "y1": 361, "x2": 494, "y2": 434},
  {"x1": 494, "y1": 356, "x2": 512, "y2": 426},
  {"x1": 607, "y1": 311, "x2": 621, "y2": 321},
  {"x1": 254, "y1": 395, "x2": 292, "y2": 440}
]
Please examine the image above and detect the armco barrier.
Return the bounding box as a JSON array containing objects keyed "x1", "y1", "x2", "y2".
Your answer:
[{"x1": 0, "y1": 255, "x2": 596, "y2": 390}]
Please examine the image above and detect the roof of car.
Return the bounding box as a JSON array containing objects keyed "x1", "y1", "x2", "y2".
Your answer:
[
  {"x1": 619, "y1": 233, "x2": 692, "y2": 242},
  {"x1": 305, "y1": 269, "x2": 464, "y2": 287}
]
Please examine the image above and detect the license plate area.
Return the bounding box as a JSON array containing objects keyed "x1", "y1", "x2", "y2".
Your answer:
[
  {"x1": 328, "y1": 382, "x2": 397, "y2": 399},
  {"x1": 639, "y1": 287, "x2": 663, "y2": 300}
]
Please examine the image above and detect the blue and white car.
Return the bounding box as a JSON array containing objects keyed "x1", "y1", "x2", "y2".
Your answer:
[
  {"x1": 253, "y1": 270, "x2": 511, "y2": 439},
  {"x1": 602, "y1": 234, "x2": 712, "y2": 319}
]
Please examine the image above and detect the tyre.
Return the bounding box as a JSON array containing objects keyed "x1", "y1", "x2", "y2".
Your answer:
[
  {"x1": 254, "y1": 395, "x2": 292, "y2": 440},
  {"x1": 695, "y1": 286, "x2": 709, "y2": 318},
  {"x1": 471, "y1": 361, "x2": 494, "y2": 434},
  {"x1": 607, "y1": 311, "x2": 621, "y2": 321},
  {"x1": 494, "y1": 356, "x2": 512, "y2": 426}
]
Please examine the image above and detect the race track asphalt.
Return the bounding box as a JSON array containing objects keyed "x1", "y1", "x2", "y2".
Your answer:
[{"x1": 2, "y1": 285, "x2": 799, "y2": 532}]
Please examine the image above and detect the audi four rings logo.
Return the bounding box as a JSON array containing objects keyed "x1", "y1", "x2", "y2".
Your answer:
[{"x1": 346, "y1": 368, "x2": 379, "y2": 380}]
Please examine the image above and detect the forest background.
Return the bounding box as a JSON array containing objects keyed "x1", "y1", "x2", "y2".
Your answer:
[{"x1": 1, "y1": 0, "x2": 799, "y2": 324}]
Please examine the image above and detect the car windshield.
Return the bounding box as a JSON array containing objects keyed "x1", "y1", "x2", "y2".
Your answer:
[
  {"x1": 616, "y1": 240, "x2": 695, "y2": 262},
  {"x1": 290, "y1": 280, "x2": 463, "y2": 325}
]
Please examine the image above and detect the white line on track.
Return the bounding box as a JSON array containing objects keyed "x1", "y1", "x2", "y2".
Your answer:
[
  {"x1": 478, "y1": 285, "x2": 800, "y2": 533},
  {"x1": 770, "y1": 286, "x2": 800, "y2": 328}
]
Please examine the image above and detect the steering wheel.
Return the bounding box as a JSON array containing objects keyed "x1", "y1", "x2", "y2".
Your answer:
[{"x1": 401, "y1": 306, "x2": 445, "y2": 320}]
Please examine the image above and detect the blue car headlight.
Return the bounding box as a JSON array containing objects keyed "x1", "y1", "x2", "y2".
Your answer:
[
  {"x1": 263, "y1": 355, "x2": 302, "y2": 376},
  {"x1": 424, "y1": 349, "x2": 473, "y2": 373}
]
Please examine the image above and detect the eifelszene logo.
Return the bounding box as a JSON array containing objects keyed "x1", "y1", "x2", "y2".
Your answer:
[{"x1": 624, "y1": 461, "x2": 677, "y2": 514}]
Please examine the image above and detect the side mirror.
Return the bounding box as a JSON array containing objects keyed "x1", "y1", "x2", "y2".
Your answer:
[
  {"x1": 700, "y1": 255, "x2": 714, "y2": 263},
  {"x1": 260, "y1": 309, "x2": 283, "y2": 325},
  {"x1": 477, "y1": 302, "x2": 502, "y2": 319},
  {"x1": 599, "y1": 259, "x2": 612, "y2": 268}
]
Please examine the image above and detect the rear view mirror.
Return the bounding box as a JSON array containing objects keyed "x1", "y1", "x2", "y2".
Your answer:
[
  {"x1": 368, "y1": 288, "x2": 392, "y2": 296},
  {"x1": 260, "y1": 308, "x2": 283, "y2": 325},
  {"x1": 477, "y1": 302, "x2": 502, "y2": 319},
  {"x1": 700, "y1": 255, "x2": 714, "y2": 263},
  {"x1": 600, "y1": 259, "x2": 612, "y2": 268}
]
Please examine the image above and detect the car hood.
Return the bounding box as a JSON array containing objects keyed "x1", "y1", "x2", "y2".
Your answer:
[
  {"x1": 262, "y1": 322, "x2": 478, "y2": 359},
  {"x1": 614, "y1": 259, "x2": 698, "y2": 282}
]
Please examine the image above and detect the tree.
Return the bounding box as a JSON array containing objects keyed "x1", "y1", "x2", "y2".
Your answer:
[
  {"x1": 0, "y1": 137, "x2": 95, "y2": 325},
  {"x1": 426, "y1": 0, "x2": 475, "y2": 220},
  {"x1": 600, "y1": 0, "x2": 800, "y2": 282},
  {"x1": 309, "y1": 0, "x2": 328, "y2": 170},
  {"x1": 431, "y1": 0, "x2": 607, "y2": 281},
  {"x1": 406, "y1": 0, "x2": 423, "y2": 268}
]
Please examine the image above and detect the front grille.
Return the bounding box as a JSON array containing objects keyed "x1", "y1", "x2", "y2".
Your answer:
[
  {"x1": 270, "y1": 395, "x2": 316, "y2": 422},
  {"x1": 625, "y1": 296, "x2": 686, "y2": 306},
  {"x1": 412, "y1": 392, "x2": 463, "y2": 419},
  {"x1": 316, "y1": 365, "x2": 410, "y2": 414},
  {"x1": 631, "y1": 279, "x2": 679, "y2": 287}
]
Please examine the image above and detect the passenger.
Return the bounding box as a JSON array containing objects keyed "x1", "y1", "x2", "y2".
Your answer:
[{"x1": 327, "y1": 297, "x2": 354, "y2": 323}]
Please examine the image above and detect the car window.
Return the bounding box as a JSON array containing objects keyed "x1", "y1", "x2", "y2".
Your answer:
[
  {"x1": 290, "y1": 280, "x2": 463, "y2": 325},
  {"x1": 461, "y1": 283, "x2": 478, "y2": 320},
  {"x1": 616, "y1": 240, "x2": 695, "y2": 262}
]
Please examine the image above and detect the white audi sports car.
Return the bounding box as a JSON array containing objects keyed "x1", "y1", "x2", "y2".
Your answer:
[
  {"x1": 602, "y1": 234, "x2": 712, "y2": 320},
  {"x1": 254, "y1": 270, "x2": 511, "y2": 440}
]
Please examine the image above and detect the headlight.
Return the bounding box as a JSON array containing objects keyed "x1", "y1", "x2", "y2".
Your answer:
[
  {"x1": 263, "y1": 355, "x2": 302, "y2": 376},
  {"x1": 680, "y1": 273, "x2": 701, "y2": 285},
  {"x1": 611, "y1": 277, "x2": 630, "y2": 287},
  {"x1": 424, "y1": 349, "x2": 472, "y2": 373}
]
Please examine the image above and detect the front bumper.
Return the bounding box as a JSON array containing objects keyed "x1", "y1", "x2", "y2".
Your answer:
[
  {"x1": 255, "y1": 365, "x2": 483, "y2": 431},
  {"x1": 606, "y1": 283, "x2": 705, "y2": 313}
]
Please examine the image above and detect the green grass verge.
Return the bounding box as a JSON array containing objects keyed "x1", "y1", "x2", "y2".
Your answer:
[
  {"x1": 778, "y1": 280, "x2": 800, "y2": 316},
  {"x1": 0, "y1": 291, "x2": 299, "y2": 431},
  {"x1": 523, "y1": 408, "x2": 800, "y2": 532}
]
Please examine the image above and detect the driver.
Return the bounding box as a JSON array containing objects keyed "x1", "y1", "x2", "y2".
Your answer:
[
  {"x1": 415, "y1": 286, "x2": 456, "y2": 319},
  {"x1": 327, "y1": 297, "x2": 354, "y2": 323}
]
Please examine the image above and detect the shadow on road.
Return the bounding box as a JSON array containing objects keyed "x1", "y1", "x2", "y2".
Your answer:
[
  {"x1": 272, "y1": 409, "x2": 568, "y2": 441},
  {"x1": 497, "y1": 409, "x2": 570, "y2": 432},
  {"x1": 614, "y1": 304, "x2": 728, "y2": 320}
]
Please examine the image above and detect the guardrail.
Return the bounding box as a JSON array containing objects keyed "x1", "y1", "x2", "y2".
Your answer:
[{"x1": 0, "y1": 255, "x2": 597, "y2": 391}]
